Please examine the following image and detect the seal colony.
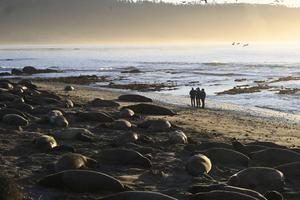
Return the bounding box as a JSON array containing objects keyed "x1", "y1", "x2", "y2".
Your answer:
[{"x1": 0, "y1": 79, "x2": 300, "y2": 200}]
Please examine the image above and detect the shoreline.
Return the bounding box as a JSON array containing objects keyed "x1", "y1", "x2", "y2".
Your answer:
[
  {"x1": 34, "y1": 80, "x2": 300, "y2": 147},
  {"x1": 63, "y1": 81, "x2": 300, "y2": 125}
]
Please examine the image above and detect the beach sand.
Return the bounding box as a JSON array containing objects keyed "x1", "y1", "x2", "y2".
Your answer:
[
  {"x1": 1, "y1": 79, "x2": 300, "y2": 200},
  {"x1": 37, "y1": 81, "x2": 300, "y2": 147}
]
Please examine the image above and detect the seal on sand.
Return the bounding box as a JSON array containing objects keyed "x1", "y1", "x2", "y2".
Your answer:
[
  {"x1": 227, "y1": 167, "x2": 285, "y2": 193},
  {"x1": 88, "y1": 98, "x2": 120, "y2": 107},
  {"x1": 189, "y1": 184, "x2": 267, "y2": 200},
  {"x1": 0, "y1": 173, "x2": 28, "y2": 200},
  {"x1": 119, "y1": 108, "x2": 135, "y2": 118},
  {"x1": 75, "y1": 111, "x2": 114, "y2": 122},
  {"x1": 185, "y1": 154, "x2": 212, "y2": 176},
  {"x1": 98, "y1": 191, "x2": 177, "y2": 200},
  {"x1": 2, "y1": 114, "x2": 29, "y2": 126},
  {"x1": 139, "y1": 119, "x2": 171, "y2": 132},
  {"x1": 113, "y1": 132, "x2": 139, "y2": 146},
  {"x1": 54, "y1": 128, "x2": 94, "y2": 141},
  {"x1": 169, "y1": 130, "x2": 188, "y2": 144},
  {"x1": 33, "y1": 135, "x2": 58, "y2": 151},
  {"x1": 118, "y1": 94, "x2": 152, "y2": 102},
  {"x1": 38, "y1": 170, "x2": 126, "y2": 193},
  {"x1": 250, "y1": 148, "x2": 300, "y2": 167},
  {"x1": 55, "y1": 153, "x2": 97, "y2": 172},
  {"x1": 275, "y1": 161, "x2": 300, "y2": 185},
  {"x1": 99, "y1": 149, "x2": 152, "y2": 168},
  {"x1": 110, "y1": 119, "x2": 132, "y2": 130},
  {"x1": 199, "y1": 148, "x2": 250, "y2": 168},
  {"x1": 48, "y1": 110, "x2": 68, "y2": 127},
  {"x1": 190, "y1": 190, "x2": 259, "y2": 200},
  {"x1": 123, "y1": 103, "x2": 176, "y2": 116}
]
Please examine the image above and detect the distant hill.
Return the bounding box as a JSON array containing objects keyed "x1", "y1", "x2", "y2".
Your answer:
[{"x1": 0, "y1": 0, "x2": 300, "y2": 44}]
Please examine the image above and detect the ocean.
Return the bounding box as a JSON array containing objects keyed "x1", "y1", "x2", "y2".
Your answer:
[{"x1": 0, "y1": 43, "x2": 300, "y2": 118}]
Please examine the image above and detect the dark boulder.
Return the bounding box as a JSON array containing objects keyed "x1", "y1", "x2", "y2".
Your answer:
[
  {"x1": 0, "y1": 72, "x2": 11, "y2": 76},
  {"x1": 11, "y1": 68, "x2": 23, "y2": 75}
]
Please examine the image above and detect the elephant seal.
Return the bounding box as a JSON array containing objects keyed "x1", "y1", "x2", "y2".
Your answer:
[
  {"x1": 2, "y1": 114, "x2": 29, "y2": 126},
  {"x1": 119, "y1": 108, "x2": 135, "y2": 118},
  {"x1": 99, "y1": 149, "x2": 152, "y2": 168},
  {"x1": 118, "y1": 94, "x2": 152, "y2": 102},
  {"x1": 54, "y1": 128, "x2": 94, "y2": 141},
  {"x1": 185, "y1": 154, "x2": 212, "y2": 176},
  {"x1": 113, "y1": 132, "x2": 139, "y2": 146},
  {"x1": 110, "y1": 119, "x2": 132, "y2": 130},
  {"x1": 18, "y1": 79, "x2": 37, "y2": 90},
  {"x1": 6, "y1": 103, "x2": 34, "y2": 113},
  {"x1": 88, "y1": 98, "x2": 120, "y2": 107},
  {"x1": 0, "y1": 93, "x2": 21, "y2": 102},
  {"x1": 189, "y1": 184, "x2": 267, "y2": 200},
  {"x1": 231, "y1": 139, "x2": 250, "y2": 157},
  {"x1": 39, "y1": 170, "x2": 126, "y2": 193},
  {"x1": 98, "y1": 191, "x2": 177, "y2": 200},
  {"x1": 48, "y1": 110, "x2": 69, "y2": 127},
  {"x1": 75, "y1": 111, "x2": 114, "y2": 122},
  {"x1": 64, "y1": 85, "x2": 75, "y2": 91},
  {"x1": 250, "y1": 148, "x2": 300, "y2": 167},
  {"x1": 169, "y1": 130, "x2": 188, "y2": 144},
  {"x1": 185, "y1": 142, "x2": 233, "y2": 152},
  {"x1": 33, "y1": 135, "x2": 58, "y2": 151},
  {"x1": 0, "y1": 108, "x2": 29, "y2": 120},
  {"x1": 139, "y1": 119, "x2": 171, "y2": 132},
  {"x1": 264, "y1": 191, "x2": 283, "y2": 200},
  {"x1": 190, "y1": 190, "x2": 259, "y2": 200},
  {"x1": 123, "y1": 104, "x2": 176, "y2": 116},
  {"x1": 199, "y1": 148, "x2": 250, "y2": 168},
  {"x1": 55, "y1": 153, "x2": 97, "y2": 172},
  {"x1": 275, "y1": 161, "x2": 300, "y2": 185},
  {"x1": 245, "y1": 145, "x2": 269, "y2": 154},
  {"x1": 64, "y1": 99, "x2": 74, "y2": 108},
  {"x1": 227, "y1": 167, "x2": 285, "y2": 193},
  {"x1": 0, "y1": 173, "x2": 28, "y2": 200},
  {"x1": 246, "y1": 141, "x2": 286, "y2": 149},
  {"x1": 0, "y1": 82, "x2": 14, "y2": 90}
]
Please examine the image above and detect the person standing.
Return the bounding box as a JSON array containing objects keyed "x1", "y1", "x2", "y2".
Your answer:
[
  {"x1": 196, "y1": 87, "x2": 201, "y2": 108},
  {"x1": 200, "y1": 88, "x2": 206, "y2": 109},
  {"x1": 189, "y1": 87, "x2": 196, "y2": 107}
]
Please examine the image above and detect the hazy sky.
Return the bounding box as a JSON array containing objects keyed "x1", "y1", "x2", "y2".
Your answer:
[{"x1": 1, "y1": 0, "x2": 300, "y2": 44}]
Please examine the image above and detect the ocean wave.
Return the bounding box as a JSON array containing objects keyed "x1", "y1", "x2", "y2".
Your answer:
[
  {"x1": 244, "y1": 63, "x2": 298, "y2": 69},
  {"x1": 63, "y1": 67, "x2": 116, "y2": 72},
  {"x1": 141, "y1": 61, "x2": 211, "y2": 65},
  {"x1": 202, "y1": 62, "x2": 227, "y2": 66},
  {"x1": 0, "y1": 58, "x2": 35, "y2": 62},
  {"x1": 193, "y1": 72, "x2": 250, "y2": 76}
]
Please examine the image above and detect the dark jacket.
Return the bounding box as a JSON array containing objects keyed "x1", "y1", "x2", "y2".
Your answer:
[
  {"x1": 190, "y1": 90, "x2": 196, "y2": 98},
  {"x1": 200, "y1": 91, "x2": 206, "y2": 99}
]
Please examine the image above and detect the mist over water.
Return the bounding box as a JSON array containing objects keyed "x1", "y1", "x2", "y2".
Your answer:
[{"x1": 0, "y1": 43, "x2": 300, "y2": 115}]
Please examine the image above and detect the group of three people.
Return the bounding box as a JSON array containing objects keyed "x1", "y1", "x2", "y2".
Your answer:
[{"x1": 189, "y1": 87, "x2": 206, "y2": 108}]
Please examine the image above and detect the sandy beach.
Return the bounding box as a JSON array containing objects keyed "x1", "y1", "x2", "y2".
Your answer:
[
  {"x1": 36, "y1": 81, "x2": 300, "y2": 147},
  {"x1": 1, "y1": 78, "x2": 300, "y2": 200}
]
